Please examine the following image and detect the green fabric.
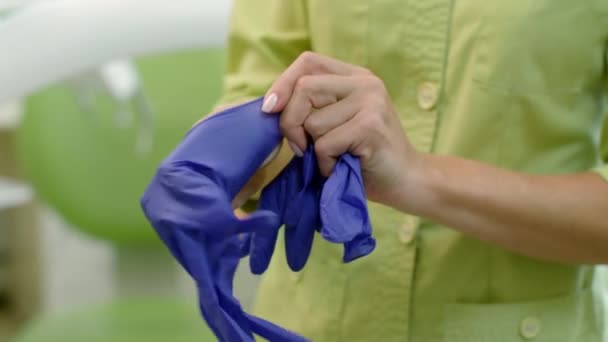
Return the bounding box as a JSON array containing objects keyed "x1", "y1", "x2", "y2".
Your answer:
[
  {"x1": 14, "y1": 298, "x2": 216, "y2": 342},
  {"x1": 221, "y1": 1, "x2": 608, "y2": 341},
  {"x1": 17, "y1": 50, "x2": 224, "y2": 246},
  {"x1": 595, "y1": 164, "x2": 608, "y2": 183}
]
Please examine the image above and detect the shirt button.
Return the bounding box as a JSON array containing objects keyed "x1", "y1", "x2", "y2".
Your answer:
[
  {"x1": 520, "y1": 316, "x2": 541, "y2": 340},
  {"x1": 398, "y1": 222, "x2": 416, "y2": 245},
  {"x1": 417, "y1": 82, "x2": 439, "y2": 111}
]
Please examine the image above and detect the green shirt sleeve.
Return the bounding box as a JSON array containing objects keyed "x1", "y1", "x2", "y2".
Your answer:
[
  {"x1": 215, "y1": 1, "x2": 310, "y2": 208},
  {"x1": 216, "y1": 0, "x2": 310, "y2": 107}
]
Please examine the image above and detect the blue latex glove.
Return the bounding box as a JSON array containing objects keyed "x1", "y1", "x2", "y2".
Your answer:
[
  {"x1": 249, "y1": 145, "x2": 322, "y2": 274},
  {"x1": 141, "y1": 98, "x2": 308, "y2": 342},
  {"x1": 249, "y1": 145, "x2": 376, "y2": 275},
  {"x1": 320, "y1": 153, "x2": 376, "y2": 261},
  {"x1": 141, "y1": 96, "x2": 376, "y2": 340}
]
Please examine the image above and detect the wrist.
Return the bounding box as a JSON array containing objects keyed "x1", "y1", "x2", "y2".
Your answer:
[{"x1": 395, "y1": 151, "x2": 442, "y2": 217}]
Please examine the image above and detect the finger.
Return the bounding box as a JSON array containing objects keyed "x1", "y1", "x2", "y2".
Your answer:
[
  {"x1": 262, "y1": 52, "x2": 369, "y2": 113},
  {"x1": 249, "y1": 225, "x2": 280, "y2": 274},
  {"x1": 248, "y1": 174, "x2": 288, "y2": 274},
  {"x1": 314, "y1": 115, "x2": 364, "y2": 177},
  {"x1": 280, "y1": 74, "x2": 358, "y2": 152},
  {"x1": 236, "y1": 208, "x2": 282, "y2": 274},
  {"x1": 284, "y1": 192, "x2": 319, "y2": 272},
  {"x1": 238, "y1": 233, "x2": 251, "y2": 258},
  {"x1": 303, "y1": 94, "x2": 360, "y2": 141},
  {"x1": 277, "y1": 80, "x2": 312, "y2": 155}
]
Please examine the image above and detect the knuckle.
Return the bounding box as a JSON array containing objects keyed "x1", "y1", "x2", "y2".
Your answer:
[
  {"x1": 298, "y1": 51, "x2": 318, "y2": 66},
  {"x1": 310, "y1": 92, "x2": 334, "y2": 108},
  {"x1": 314, "y1": 139, "x2": 329, "y2": 157},
  {"x1": 359, "y1": 110, "x2": 384, "y2": 132},
  {"x1": 294, "y1": 75, "x2": 313, "y2": 93},
  {"x1": 362, "y1": 74, "x2": 385, "y2": 92},
  {"x1": 303, "y1": 115, "x2": 321, "y2": 136},
  {"x1": 298, "y1": 51, "x2": 330, "y2": 73},
  {"x1": 368, "y1": 96, "x2": 390, "y2": 113},
  {"x1": 357, "y1": 145, "x2": 374, "y2": 162}
]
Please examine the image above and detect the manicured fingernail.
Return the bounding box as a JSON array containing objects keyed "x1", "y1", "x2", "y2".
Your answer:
[
  {"x1": 262, "y1": 93, "x2": 277, "y2": 112},
  {"x1": 288, "y1": 141, "x2": 304, "y2": 157}
]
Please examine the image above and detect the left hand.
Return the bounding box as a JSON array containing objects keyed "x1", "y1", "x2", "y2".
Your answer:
[{"x1": 261, "y1": 52, "x2": 422, "y2": 208}]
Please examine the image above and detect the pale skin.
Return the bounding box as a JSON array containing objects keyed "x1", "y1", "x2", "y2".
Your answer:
[{"x1": 232, "y1": 51, "x2": 608, "y2": 265}]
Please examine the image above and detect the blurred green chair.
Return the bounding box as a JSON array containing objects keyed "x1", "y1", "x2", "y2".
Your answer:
[
  {"x1": 18, "y1": 50, "x2": 223, "y2": 247},
  {"x1": 13, "y1": 49, "x2": 223, "y2": 342},
  {"x1": 14, "y1": 298, "x2": 216, "y2": 342}
]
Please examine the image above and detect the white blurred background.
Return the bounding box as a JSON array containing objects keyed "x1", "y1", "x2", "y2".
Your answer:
[{"x1": 0, "y1": 1, "x2": 261, "y2": 341}]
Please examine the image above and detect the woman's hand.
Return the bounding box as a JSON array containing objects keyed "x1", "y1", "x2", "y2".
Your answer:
[
  {"x1": 261, "y1": 52, "x2": 422, "y2": 209},
  {"x1": 195, "y1": 100, "x2": 294, "y2": 210}
]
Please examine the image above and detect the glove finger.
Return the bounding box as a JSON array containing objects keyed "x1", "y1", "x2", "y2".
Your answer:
[
  {"x1": 249, "y1": 221, "x2": 281, "y2": 275},
  {"x1": 249, "y1": 160, "x2": 303, "y2": 274},
  {"x1": 258, "y1": 177, "x2": 285, "y2": 215},
  {"x1": 213, "y1": 242, "x2": 243, "y2": 291},
  {"x1": 172, "y1": 233, "x2": 238, "y2": 340},
  {"x1": 238, "y1": 234, "x2": 252, "y2": 258},
  {"x1": 232, "y1": 208, "x2": 282, "y2": 275},
  {"x1": 343, "y1": 234, "x2": 376, "y2": 263},
  {"x1": 320, "y1": 155, "x2": 368, "y2": 243},
  {"x1": 247, "y1": 314, "x2": 310, "y2": 342},
  {"x1": 284, "y1": 224, "x2": 315, "y2": 272},
  {"x1": 215, "y1": 285, "x2": 256, "y2": 339},
  {"x1": 200, "y1": 286, "x2": 254, "y2": 342},
  {"x1": 320, "y1": 154, "x2": 376, "y2": 263},
  {"x1": 285, "y1": 196, "x2": 318, "y2": 272}
]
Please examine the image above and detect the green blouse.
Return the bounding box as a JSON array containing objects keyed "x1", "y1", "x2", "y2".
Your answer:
[{"x1": 218, "y1": 1, "x2": 608, "y2": 341}]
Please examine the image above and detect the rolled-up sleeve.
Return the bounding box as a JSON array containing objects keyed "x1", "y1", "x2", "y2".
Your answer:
[{"x1": 216, "y1": 0, "x2": 310, "y2": 106}]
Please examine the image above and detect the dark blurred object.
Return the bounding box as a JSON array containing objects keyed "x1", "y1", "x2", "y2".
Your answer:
[{"x1": 0, "y1": 127, "x2": 39, "y2": 341}]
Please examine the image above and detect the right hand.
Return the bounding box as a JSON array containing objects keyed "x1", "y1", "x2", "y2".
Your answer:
[{"x1": 194, "y1": 99, "x2": 295, "y2": 210}]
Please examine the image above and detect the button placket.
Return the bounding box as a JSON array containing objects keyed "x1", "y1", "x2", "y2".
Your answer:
[
  {"x1": 398, "y1": 216, "x2": 419, "y2": 245},
  {"x1": 417, "y1": 82, "x2": 439, "y2": 110}
]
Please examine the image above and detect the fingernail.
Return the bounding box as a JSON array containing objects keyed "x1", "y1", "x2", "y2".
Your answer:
[
  {"x1": 288, "y1": 141, "x2": 304, "y2": 157},
  {"x1": 262, "y1": 93, "x2": 277, "y2": 112}
]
